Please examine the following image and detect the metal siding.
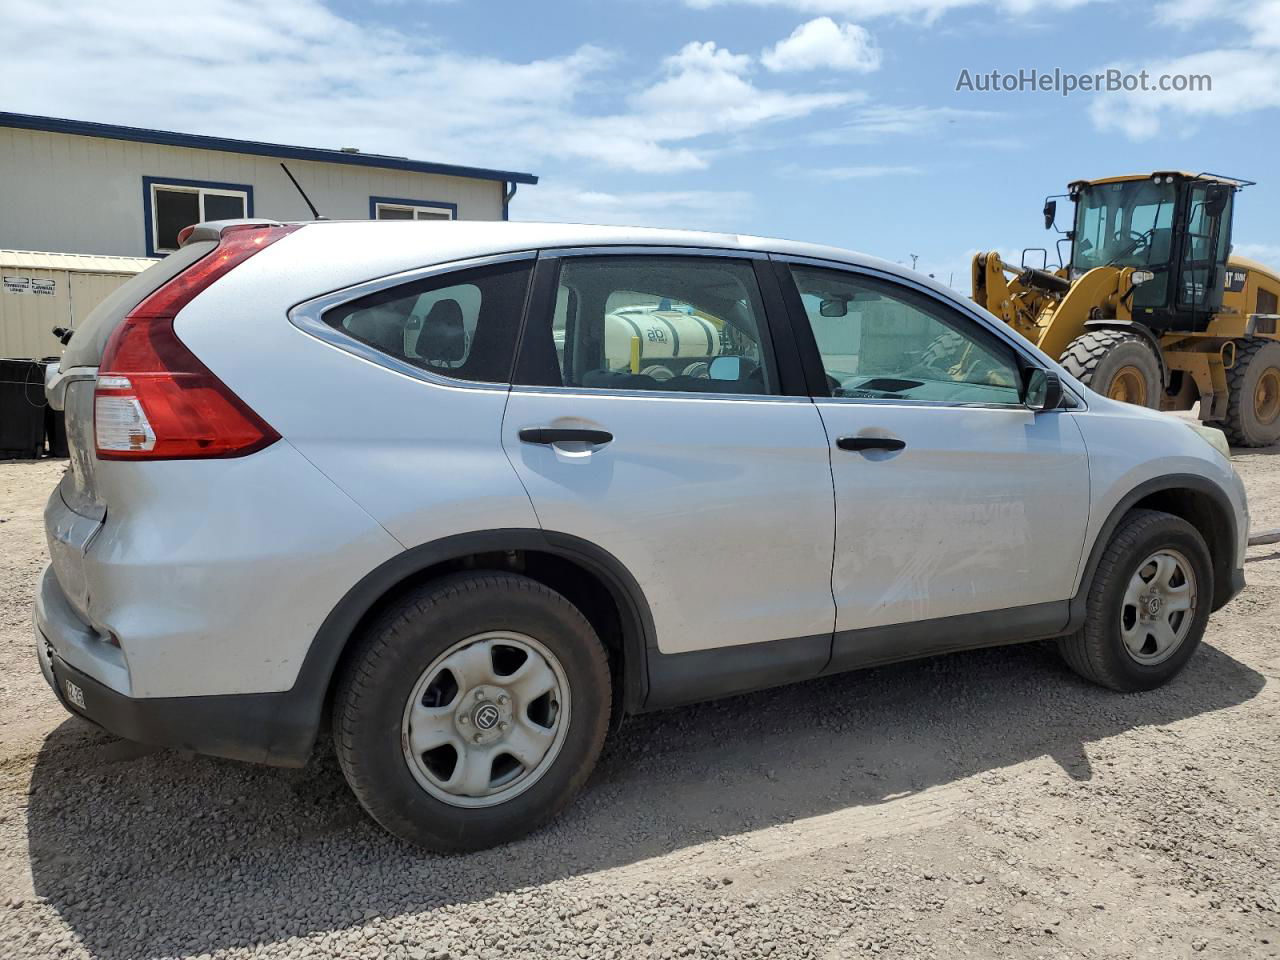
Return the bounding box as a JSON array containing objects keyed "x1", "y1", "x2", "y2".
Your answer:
[
  {"x1": 0, "y1": 251, "x2": 147, "y2": 358},
  {"x1": 0, "y1": 129, "x2": 509, "y2": 258},
  {"x1": 0, "y1": 267, "x2": 68, "y2": 358},
  {"x1": 69, "y1": 272, "x2": 135, "y2": 326},
  {"x1": 0, "y1": 250, "x2": 152, "y2": 273},
  {"x1": 0, "y1": 112, "x2": 537, "y2": 184}
]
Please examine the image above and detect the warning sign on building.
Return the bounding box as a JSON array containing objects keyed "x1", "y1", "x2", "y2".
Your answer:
[{"x1": 2, "y1": 276, "x2": 56, "y2": 296}]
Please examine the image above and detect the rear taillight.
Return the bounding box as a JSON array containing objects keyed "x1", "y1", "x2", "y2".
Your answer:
[{"x1": 95, "y1": 225, "x2": 298, "y2": 460}]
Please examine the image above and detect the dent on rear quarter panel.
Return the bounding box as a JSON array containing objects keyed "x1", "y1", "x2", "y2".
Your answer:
[
  {"x1": 170, "y1": 227, "x2": 542, "y2": 550},
  {"x1": 83, "y1": 441, "x2": 403, "y2": 698}
]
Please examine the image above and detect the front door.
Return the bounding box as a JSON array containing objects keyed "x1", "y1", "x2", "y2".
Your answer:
[
  {"x1": 778, "y1": 260, "x2": 1091, "y2": 665},
  {"x1": 502, "y1": 250, "x2": 836, "y2": 659}
]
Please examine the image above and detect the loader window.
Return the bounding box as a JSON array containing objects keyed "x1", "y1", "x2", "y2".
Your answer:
[
  {"x1": 1178, "y1": 182, "x2": 1233, "y2": 315},
  {"x1": 789, "y1": 266, "x2": 1022, "y2": 406},
  {"x1": 1073, "y1": 182, "x2": 1176, "y2": 267}
]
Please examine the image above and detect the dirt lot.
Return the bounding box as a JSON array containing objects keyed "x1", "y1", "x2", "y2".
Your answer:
[{"x1": 0, "y1": 449, "x2": 1277, "y2": 960}]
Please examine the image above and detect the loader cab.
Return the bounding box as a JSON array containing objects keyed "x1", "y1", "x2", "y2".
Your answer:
[{"x1": 1067, "y1": 173, "x2": 1237, "y2": 331}]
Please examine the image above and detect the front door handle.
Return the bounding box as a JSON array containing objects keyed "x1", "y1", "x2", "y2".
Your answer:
[
  {"x1": 836, "y1": 436, "x2": 906, "y2": 452},
  {"x1": 519, "y1": 427, "x2": 614, "y2": 446}
]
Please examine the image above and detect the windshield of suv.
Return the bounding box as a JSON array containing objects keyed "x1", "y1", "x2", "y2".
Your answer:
[{"x1": 1072, "y1": 179, "x2": 1176, "y2": 272}]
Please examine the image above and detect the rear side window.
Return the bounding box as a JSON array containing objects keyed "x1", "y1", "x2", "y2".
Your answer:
[
  {"x1": 324, "y1": 261, "x2": 532, "y2": 384},
  {"x1": 516, "y1": 255, "x2": 778, "y2": 395}
]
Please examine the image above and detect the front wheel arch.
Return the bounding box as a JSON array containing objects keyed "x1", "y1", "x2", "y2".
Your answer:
[{"x1": 1070, "y1": 475, "x2": 1239, "y2": 629}]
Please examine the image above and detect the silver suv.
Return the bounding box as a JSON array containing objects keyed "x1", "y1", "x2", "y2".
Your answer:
[{"x1": 36, "y1": 220, "x2": 1248, "y2": 850}]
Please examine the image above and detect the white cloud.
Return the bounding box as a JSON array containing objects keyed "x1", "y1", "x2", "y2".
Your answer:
[
  {"x1": 1158, "y1": 0, "x2": 1280, "y2": 47},
  {"x1": 0, "y1": 0, "x2": 857, "y2": 176},
  {"x1": 1092, "y1": 1, "x2": 1280, "y2": 138},
  {"x1": 629, "y1": 41, "x2": 855, "y2": 148},
  {"x1": 1088, "y1": 49, "x2": 1280, "y2": 140},
  {"x1": 784, "y1": 163, "x2": 922, "y2": 178},
  {"x1": 1233, "y1": 243, "x2": 1280, "y2": 264},
  {"x1": 810, "y1": 104, "x2": 999, "y2": 143},
  {"x1": 513, "y1": 184, "x2": 754, "y2": 230},
  {"x1": 685, "y1": 0, "x2": 1103, "y2": 25},
  {"x1": 762, "y1": 18, "x2": 880, "y2": 73}
]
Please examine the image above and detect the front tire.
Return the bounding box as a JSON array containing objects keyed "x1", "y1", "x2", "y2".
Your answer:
[
  {"x1": 1058, "y1": 509, "x2": 1212, "y2": 692},
  {"x1": 1060, "y1": 330, "x2": 1161, "y2": 409},
  {"x1": 333, "y1": 572, "x2": 611, "y2": 851}
]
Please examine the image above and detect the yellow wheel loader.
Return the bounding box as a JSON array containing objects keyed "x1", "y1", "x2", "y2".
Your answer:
[{"x1": 972, "y1": 172, "x2": 1280, "y2": 446}]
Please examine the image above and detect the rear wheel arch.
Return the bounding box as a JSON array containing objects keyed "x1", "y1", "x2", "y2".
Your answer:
[
  {"x1": 292, "y1": 530, "x2": 654, "y2": 755},
  {"x1": 1073, "y1": 475, "x2": 1238, "y2": 622}
]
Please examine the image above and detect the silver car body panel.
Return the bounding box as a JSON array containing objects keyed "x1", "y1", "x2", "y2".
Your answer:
[
  {"x1": 502, "y1": 387, "x2": 837, "y2": 654},
  {"x1": 34, "y1": 220, "x2": 1250, "y2": 708},
  {"x1": 41, "y1": 438, "x2": 403, "y2": 698}
]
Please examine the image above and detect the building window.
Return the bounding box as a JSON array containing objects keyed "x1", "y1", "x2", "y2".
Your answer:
[
  {"x1": 370, "y1": 196, "x2": 457, "y2": 221},
  {"x1": 143, "y1": 177, "x2": 253, "y2": 257}
]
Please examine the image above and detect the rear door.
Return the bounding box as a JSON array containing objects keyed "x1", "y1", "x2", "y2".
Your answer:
[
  {"x1": 502, "y1": 248, "x2": 836, "y2": 665},
  {"x1": 775, "y1": 259, "x2": 1090, "y2": 667}
]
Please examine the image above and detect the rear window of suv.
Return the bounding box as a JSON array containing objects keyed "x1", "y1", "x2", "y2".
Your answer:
[{"x1": 324, "y1": 260, "x2": 533, "y2": 384}]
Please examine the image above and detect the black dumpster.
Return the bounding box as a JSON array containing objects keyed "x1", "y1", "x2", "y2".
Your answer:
[{"x1": 0, "y1": 359, "x2": 48, "y2": 460}]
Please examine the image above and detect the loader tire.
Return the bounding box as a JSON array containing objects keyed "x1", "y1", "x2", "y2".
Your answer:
[
  {"x1": 1223, "y1": 338, "x2": 1280, "y2": 448},
  {"x1": 1060, "y1": 330, "x2": 1161, "y2": 408}
]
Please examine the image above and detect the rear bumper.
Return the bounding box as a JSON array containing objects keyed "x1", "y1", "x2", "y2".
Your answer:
[{"x1": 34, "y1": 565, "x2": 316, "y2": 766}]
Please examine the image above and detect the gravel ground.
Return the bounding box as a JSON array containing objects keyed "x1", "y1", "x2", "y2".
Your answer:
[{"x1": 1, "y1": 448, "x2": 1278, "y2": 960}]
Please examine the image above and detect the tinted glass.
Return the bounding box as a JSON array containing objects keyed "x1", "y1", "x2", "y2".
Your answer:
[
  {"x1": 324, "y1": 261, "x2": 533, "y2": 383},
  {"x1": 203, "y1": 193, "x2": 246, "y2": 222},
  {"x1": 791, "y1": 266, "x2": 1022, "y2": 405},
  {"x1": 520, "y1": 256, "x2": 776, "y2": 395},
  {"x1": 1179, "y1": 184, "x2": 1233, "y2": 310},
  {"x1": 154, "y1": 189, "x2": 199, "y2": 251},
  {"x1": 376, "y1": 205, "x2": 414, "y2": 220},
  {"x1": 1072, "y1": 180, "x2": 1177, "y2": 271}
]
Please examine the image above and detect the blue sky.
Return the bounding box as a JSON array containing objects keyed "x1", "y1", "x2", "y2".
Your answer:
[{"x1": 5, "y1": 0, "x2": 1280, "y2": 288}]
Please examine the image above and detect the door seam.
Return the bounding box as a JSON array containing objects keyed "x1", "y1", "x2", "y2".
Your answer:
[
  {"x1": 810, "y1": 399, "x2": 840, "y2": 674},
  {"x1": 499, "y1": 387, "x2": 546, "y2": 530}
]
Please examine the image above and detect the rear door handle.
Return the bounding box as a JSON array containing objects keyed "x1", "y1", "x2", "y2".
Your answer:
[
  {"x1": 836, "y1": 436, "x2": 906, "y2": 452},
  {"x1": 519, "y1": 427, "x2": 614, "y2": 446}
]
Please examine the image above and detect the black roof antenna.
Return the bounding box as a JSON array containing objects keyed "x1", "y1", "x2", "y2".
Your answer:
[{"x1": 280, "y1": 162, "x2": 325, "y2": 219}]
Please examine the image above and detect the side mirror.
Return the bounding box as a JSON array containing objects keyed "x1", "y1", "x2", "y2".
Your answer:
[
  {"x1": 708, "y1": 355, "x2": 742, "y2": 382},
  {"x1": 819, "y1": 298, "x2": 848, "y2": 318},
  {"x1": 1024, "y1": 369, "x2": 1063, "y2": 412},
  {"x1": 1043, "y1": 199, "x2": 1057, "y2": 231},
  {"x1": 1205, "y1": 185, "x2": 1230, "y2": 218}
]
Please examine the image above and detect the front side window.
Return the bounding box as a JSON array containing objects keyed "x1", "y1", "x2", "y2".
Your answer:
[
  {"x1": 522, "y1": 256, "x2": 777, "y2": 395},
  {"x1": 373, "y1": 200, "x2": 454, "y2": 221},
  {"x1": 323, "y1": 261, "x2": 532, "y2": 383},
  {"x1": 790, "y1": 266, "x2": 1023, "y2": 405},
  {"x1": 148, "y1": 180, "x2": 250, "y2": 254}
]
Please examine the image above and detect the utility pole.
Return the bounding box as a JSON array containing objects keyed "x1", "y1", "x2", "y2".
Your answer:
[{"x1": 909, "y1": 253, "x2": 919, "y2": 271}]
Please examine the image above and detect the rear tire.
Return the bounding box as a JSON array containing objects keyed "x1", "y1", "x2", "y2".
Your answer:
[
  {"x1": 1223, "y1": 338, "x2": 1280, "y2": 447},
  {"x1": 1058, "y1": 509, "x2": 1212, "y2": 692},
  {"x1": 1060, "y1": 330, "x2": 1161, "y2": 408},
  {"x1": 333, "y1": 572, "x2": 611, "y2": 851}
]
